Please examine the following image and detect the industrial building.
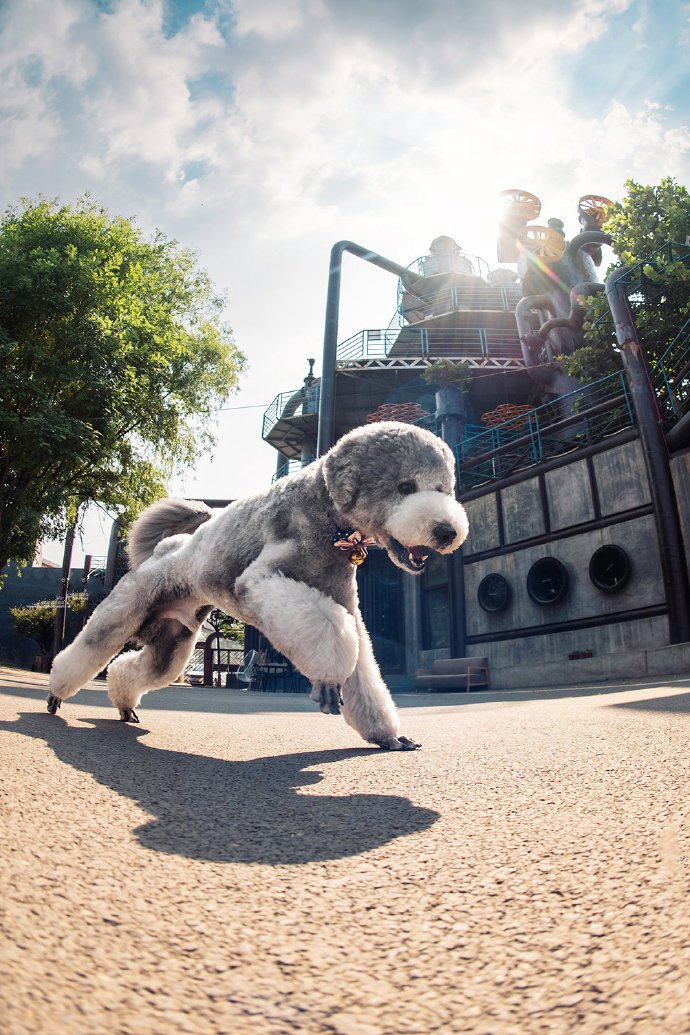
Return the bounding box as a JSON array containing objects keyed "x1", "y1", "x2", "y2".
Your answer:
[{"x1": 260, "y1": 190, "x2": 690, "y2": 689}]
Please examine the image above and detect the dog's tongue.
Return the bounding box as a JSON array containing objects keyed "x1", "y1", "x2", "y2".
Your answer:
[{"x1": 409, "y1": 546, "x2": 427, "y2": 565}]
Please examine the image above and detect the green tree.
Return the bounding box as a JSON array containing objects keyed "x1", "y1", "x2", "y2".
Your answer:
[
  {"x1": 602, "y1": 177, "x2": 690, "y2": 267},
  {"x1": 556, "y1": 343, "x2": 623, "y2": 382},
  {"x1": 207, "y1": 608, "x2": 245, "y2": 645},
  {"x1": 576, "y1": 178, "x2": 690, "y2": 380},
  {"x1": 0, "y1": 197, "x2": 246, "y2": 575}
]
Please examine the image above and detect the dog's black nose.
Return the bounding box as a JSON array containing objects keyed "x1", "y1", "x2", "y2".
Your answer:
[{"x1": 433, "y1": 522, "x2": 456, "y2": 548}]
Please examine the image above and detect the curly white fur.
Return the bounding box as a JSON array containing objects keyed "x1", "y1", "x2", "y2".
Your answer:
[{"x1": 386, "y1": 490, "x2": 469, "y2": 554}]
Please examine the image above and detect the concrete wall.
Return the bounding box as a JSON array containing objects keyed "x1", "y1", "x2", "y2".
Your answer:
[
  {"x1": 460, "y1": 434, "x2": 671, "y2": 687},
  {"x1": 0, "y1": 563, "x2": 87, "y2": 666}
]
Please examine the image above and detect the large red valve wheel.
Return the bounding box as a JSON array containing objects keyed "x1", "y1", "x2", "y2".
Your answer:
[
  {"x1": 517, "y1": 225, "x2": 566, "y2": 262},
  {"x1": 578, "y1": 194, "x2": 614, "y2": 227},
  {"x1": 499, "y1": 188, "x2": 542, "y2": 222}
]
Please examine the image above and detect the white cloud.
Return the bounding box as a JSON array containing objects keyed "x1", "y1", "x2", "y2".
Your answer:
[
  {"x1": 81, "y1": 1, "x2": 225, "y2": 172},
  {"x1": 1, "y1": 0, "x2": 689, "y2": 556},
  {"x1": 231, "y1": 0, "x2": 325, "y2": 40}
]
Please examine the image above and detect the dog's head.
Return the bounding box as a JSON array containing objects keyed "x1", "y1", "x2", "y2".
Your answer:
[{"x1": 322, "y1": 421, "x2": 469, "y2": 574}]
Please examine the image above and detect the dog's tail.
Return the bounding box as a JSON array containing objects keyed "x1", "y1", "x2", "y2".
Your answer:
[{"x1": 127, "y1": 498, "x2": 214, "y2": 570}]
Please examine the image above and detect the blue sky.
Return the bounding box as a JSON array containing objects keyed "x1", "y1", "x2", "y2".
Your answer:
[{"x1": 1, "y1": 0, "x2": 689, "y2": 561}]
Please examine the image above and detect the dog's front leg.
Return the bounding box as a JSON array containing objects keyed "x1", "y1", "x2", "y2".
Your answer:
[
  {"x1": 233, "y1": 545, "x2": 360, "y2": 693},
  {"x1": 341, "y1": 612, "x2": 421, "y2": 751}
]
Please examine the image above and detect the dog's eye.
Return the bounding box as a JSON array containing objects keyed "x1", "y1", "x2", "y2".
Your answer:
[{"x1": 398, "y1": 480, "x2": 417, "y2": 495}]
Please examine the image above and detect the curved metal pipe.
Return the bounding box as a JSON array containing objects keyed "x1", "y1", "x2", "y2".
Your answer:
[
  {"x1": 566, "y1": 229, "x2": 612, "y2": 260},
  {"x1": 567, "y1": 229, "x2": 613, "y2": 281},
  {"x1": 317, "y1": 241, "x2": 427, "y2": 455},
  {"x1": 515, "y1": 294, "x2": 555, "y2": 356},
  {"x1": 605, "y1": 265, "x2": 690, "y2": 643},
  {"x1": 531, "y1": 282, "x2": 605, "y2": 346},
  {"x1": 515, "y1": 294, "x2": 556, "y2": 384}
]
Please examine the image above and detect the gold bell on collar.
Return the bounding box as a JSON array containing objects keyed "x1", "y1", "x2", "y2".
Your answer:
[{"x1": 333, "y1": 530, "x2": 376, "y2": 566}]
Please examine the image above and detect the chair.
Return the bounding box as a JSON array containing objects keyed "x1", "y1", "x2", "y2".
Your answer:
[
  {"x1": 415, "y1": 657, "x2": 490, "y2": 692},
  {"x1": 236, "y1": 650, "x2": 259, "y2": 684}
]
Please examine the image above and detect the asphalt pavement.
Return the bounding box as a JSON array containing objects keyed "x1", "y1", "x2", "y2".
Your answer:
[{"x1": 1, "y1": 666, "x2": 689, "y2": 1034}]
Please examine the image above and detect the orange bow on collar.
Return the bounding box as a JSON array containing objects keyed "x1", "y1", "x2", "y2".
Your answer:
[{"x1": 332, "y1": 529, "x2": 377, "y2": 566}]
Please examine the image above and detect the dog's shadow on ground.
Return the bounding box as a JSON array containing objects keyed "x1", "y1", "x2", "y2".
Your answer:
[{"x1": 1, "y1": 711, "x2": 439, "y2": 865}]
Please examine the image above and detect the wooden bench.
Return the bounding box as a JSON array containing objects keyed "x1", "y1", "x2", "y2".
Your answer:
[{"x1": 415, "y1": 657, "x2": 490, "y2": 692}]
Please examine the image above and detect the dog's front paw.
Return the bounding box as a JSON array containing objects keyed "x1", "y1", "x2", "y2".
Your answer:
[
  {"x1": 375, "y1": 735, "x2": 422, "y2": 751},
  {"x1": 310, "y1": 682, "x2": 344, "y2": 715},
  {"x1": 47, "y1": 693, "x2": 62, "y2": 715},
  {"x1": 119, "y1": 708, "x2": 140, "y2": 723}
]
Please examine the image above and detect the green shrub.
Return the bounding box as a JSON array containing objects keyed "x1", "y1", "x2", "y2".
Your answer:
[{"x1": 9, "y1": 594, "x2": 87, "y2": 654}]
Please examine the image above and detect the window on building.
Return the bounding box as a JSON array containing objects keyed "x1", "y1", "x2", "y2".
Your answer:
[
  {"x1": 421, "y1": 553, "x2": 451, "y2": 650},
  {"x1": 357, "y1": 549, "x2": 406, "y2": 673}
]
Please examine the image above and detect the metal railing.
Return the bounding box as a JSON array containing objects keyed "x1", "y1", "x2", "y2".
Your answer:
[
  {"x1": 400, "y1": 284, "x2": 523, "y2": 324},
  {"x1": 337, "y1": 326, "x2": 523, "y2": 363},
  {"x1": 456, "y1": 371, "x2": 634, "y2": 491},
  {"x1": 272, "y1": 459, "x2": 309, "y2": 481},
  {"x1": 615, "y1": 241, "x2": 690, "y2": 293},
  {"x1": 406, "y1": 251, "x2": 491, "y2": 281},
  {"x1": 262, "y1": 383, "x2": 320, "y2": 439},
  {"x1": 654, "y1": 317, "x2": 690, "y2": 421}
]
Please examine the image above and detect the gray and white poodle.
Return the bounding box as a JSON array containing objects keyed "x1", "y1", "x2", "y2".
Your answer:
[{"x1": 48, "y1": 422, "x2": 469, "y2": 750}]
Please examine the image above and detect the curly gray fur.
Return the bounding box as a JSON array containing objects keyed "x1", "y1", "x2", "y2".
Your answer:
[
  {"x1": 49, "y1": 422, "x2": 469, "y2": 750},
  {"x1": 127, "y1": 498, "x2": 214, "y2": 570}
]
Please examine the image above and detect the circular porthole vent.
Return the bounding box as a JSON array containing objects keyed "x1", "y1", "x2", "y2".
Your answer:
[
  {"x1": 477, "y1": 573, "x2": 511, "y2": 613},
  {"x1": 526, "y1": 557, "x2": 570, "y2": 606},
  {"x1": 589, "y1": 544, "x2": 631, "y2": 593}
]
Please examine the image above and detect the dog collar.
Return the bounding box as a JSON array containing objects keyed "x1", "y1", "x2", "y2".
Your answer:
[{"x1": 332, "y1": 528, "x2": 377, "y2": 566}]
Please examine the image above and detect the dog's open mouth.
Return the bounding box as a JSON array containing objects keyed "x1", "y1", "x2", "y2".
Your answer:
[{"x1": 389, "y1": 536, "x2": 428, "y2": 574}]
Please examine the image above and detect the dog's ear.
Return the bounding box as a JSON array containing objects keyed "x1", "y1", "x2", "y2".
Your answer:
[{"x1": 322, "y1": 438, "x2": 361, "y2": 513}]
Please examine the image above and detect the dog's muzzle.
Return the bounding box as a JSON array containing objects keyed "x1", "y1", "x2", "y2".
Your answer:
[
  {"x1": 389, "y1": 537, "x2": 429, "y2": 573},
  {"x1": 383, "y1": 491, "x2": 469, "y2": 574}
]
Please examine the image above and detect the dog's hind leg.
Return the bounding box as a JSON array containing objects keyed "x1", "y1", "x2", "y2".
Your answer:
[
  {"x1": 48, "y1": 572, "x2": 151, "y2": 714},
  {"x1": 106, "y1": 617, "x2": 202, "y2": 722},
  {"x1": 341, "y1": 613, "x2": 421, "y2": 751}
]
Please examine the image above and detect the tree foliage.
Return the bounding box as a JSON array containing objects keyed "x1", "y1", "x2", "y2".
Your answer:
[
  {"x1": 577, "y1": 177, "x2": 690, "y2": 380},
  {"x1": 601, "y1": 178, "x2": 690, "y2": 266},
  {"x1": 557, "y1": 343, "x2": 622, "y2": 383},
  {"x1": 0, "y1": 197, "x2": 245, "y2": 574},
  {"x1": 207, "y1": 608, "x2": 245, "y2": 645}
]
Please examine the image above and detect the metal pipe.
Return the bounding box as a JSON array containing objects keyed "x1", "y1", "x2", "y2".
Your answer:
[
  {"x1": 566, "y1": 229, "x2": 612, "y2": 255},
  {"x1": 514, "y1": 294, "x2": 556, "y2": 384},
  {"x1": 605, "y1": 266, "x2": 690, "y2": 643},
  {"x1": 51, "y1": 521, "x2": 75, "y2": 659},
  {"x1": 317, "y1": 241, "x2": 426, "y2": 456},
  {"x1": 566, "y1": 229, "x2": 613, "y2": 281},
  {"x1": 103, "y1": 519, "x2": 121, "y2": 593},
  {"x1": 531, "y1": 282, "x2": 606, "y2": 343}
]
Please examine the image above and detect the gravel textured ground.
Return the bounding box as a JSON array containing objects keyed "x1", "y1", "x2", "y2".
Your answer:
[{"x1": 1, "y1": 666, "x2": 689, "y2": 1035}]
